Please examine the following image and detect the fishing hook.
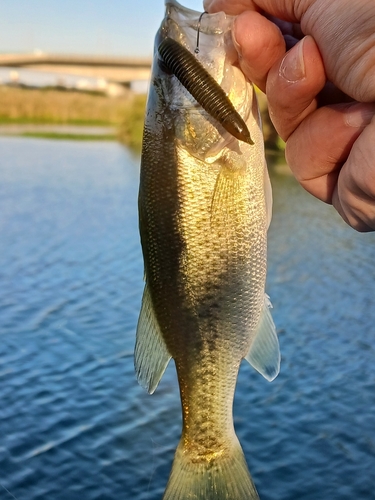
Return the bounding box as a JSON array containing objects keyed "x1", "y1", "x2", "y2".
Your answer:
[{"x1": 195, "y1": 11, "x2": 208, "y2": 54}]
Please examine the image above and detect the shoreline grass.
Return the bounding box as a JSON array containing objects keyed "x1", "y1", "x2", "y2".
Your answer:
[
  {"x1": 0, "y1": 85, "x2": 284, "y2": 158},
  {"x1": 0, "y1": 85, "x2": 146, "y2": 150},
  {"x1": 0, "y1": 86, "x2": 132, "y2": 124},
  {"x1": 20, "y1": 132, "x2": 117, "y2": 141},
  {"x1": 0, "y1": 116, "x2": 115, "y2": 126}
]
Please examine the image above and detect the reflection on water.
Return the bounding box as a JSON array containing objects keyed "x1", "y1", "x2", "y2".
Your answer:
[{"x1": 0, "y1": 137, "x2": 374, "y2": 500}]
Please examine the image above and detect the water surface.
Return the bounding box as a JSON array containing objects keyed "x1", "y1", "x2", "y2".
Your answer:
[{"x1": 0, "y1": 137, "x2": 374, "y2": 500}]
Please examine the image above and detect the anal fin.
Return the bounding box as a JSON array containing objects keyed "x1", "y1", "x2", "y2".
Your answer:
[{"x1": 135, "y1": 284, "x2": 171, "y2": 394}]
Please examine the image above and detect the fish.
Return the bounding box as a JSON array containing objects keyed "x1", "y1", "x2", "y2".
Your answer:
[{"x1": 135, "y1": 1, "x2": 280, "y2": 499}]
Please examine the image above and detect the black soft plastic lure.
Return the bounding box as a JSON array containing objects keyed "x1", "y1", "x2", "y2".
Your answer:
[{"x1": 158, "y1": 37, "x2": 254, "y2": 145}]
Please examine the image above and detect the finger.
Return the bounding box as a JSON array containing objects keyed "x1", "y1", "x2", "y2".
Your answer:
[
  {"x1": 285, "y1": 102, "x2": 375, "y2": 203},
  {"x1": 206, "y1": 0, "x2": 375, "y2": 102},
  {"x1": 233, "y1": 11, "x2": 286, "y2": 91},
  {"x1": 332, "y1": 118, "x2": 375, "y2": 231},
  {"x1": 266, "y1": 35, "x2": 326, "y2": 140},
  {"x1": 204, "y1": 0, "x2": 260, "y2": 15},
  {"x1": 204, "y1": 0, "x2": 300, "y2": 21}
]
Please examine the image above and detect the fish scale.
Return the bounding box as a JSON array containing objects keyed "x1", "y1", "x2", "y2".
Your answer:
[{"x1": 135, "y1": 1, "x2": 280, "y2": 498}]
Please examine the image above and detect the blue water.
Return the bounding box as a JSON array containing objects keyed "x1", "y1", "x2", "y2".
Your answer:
[{"x1": 0, "y1": 137, "x2": 374, "y2": 500}]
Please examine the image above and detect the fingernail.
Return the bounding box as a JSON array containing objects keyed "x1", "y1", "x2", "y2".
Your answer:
[
  {"x1": 344, "y1": 103, "x2": 375, "y2": 127},
  {"x1": 279, "y1": 37, "x2": 306, "y2": 83}
]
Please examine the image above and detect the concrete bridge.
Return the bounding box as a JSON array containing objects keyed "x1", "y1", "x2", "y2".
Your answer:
[{"x1": 0, "y1": 53, "x2": 152, "y2": 85}]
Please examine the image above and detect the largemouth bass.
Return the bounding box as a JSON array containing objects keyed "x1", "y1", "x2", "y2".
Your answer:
[{"x1": 135, "y1": 1, "x2": 280, "y2": 498}]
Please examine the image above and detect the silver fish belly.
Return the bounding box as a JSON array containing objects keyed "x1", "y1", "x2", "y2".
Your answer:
[{"x1": 135, "y1": 1, "x2": 280, "y2": 499}]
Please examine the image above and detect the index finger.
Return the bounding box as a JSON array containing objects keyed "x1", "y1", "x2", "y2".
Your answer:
[
  {"x1": 233, "y1": 11, "x2": 286, "y2": 91},
  {"x1": 204, "y1": 0, "x2": 301, "y2": 21}
]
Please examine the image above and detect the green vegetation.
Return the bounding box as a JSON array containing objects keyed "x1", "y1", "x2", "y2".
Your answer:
[
  {"x1": 0, "y1": 86, "x2": 131, "y2": 125},
  {"x1": 117, "y1": 94, "x2": 146, "y2": 151},
  {"x1": 0, "y1": 85, "x2": 146, "y2": 150},
  {"x1": 0, "y1": 85, "x2": 284, "y2": 160},
  {"x1": 21, "y1": 132, "x2": 117, "y2": 141}
]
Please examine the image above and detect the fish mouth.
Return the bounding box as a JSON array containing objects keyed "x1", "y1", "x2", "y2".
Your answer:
[
  {"x1": 156, "y1": 1, "x2": 253, "y2": 147},
  {"x1": 158, "y1": 0, "x2": 240, "y2": 96},
  {"x1": 161, "y1": 0, "x2": 234, "y2": 53},
  {"x1": 158, "y1": 36, "x2": 253, "y2": 145}
]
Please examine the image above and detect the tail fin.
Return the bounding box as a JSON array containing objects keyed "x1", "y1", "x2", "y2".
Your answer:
[{"x1": 163, "y1": 438, "x2": 260, "y2": 500}]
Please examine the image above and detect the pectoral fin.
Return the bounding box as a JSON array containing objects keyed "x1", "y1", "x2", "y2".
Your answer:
[
  {"x1": 135, "y1": 284, "x2": 171, "y2": 394},
  {"x1": 245, "y1": 294, "x2": 280, "y2": 381},
  {"x1": 264, "y1": 162, "x2": 273, "y2": 230}
]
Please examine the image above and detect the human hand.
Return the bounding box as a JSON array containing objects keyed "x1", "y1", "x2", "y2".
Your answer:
[{"x1": 204, "y1": 0, "x2": 375, "y2": 231}]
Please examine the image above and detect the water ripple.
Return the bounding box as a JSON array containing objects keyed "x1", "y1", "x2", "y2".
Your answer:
[{"x1": 0, "y1": 140, "x2": 375, "y2": 499}]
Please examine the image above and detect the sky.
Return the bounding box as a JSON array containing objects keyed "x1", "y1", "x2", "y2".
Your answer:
[{"x1": 0, "y1": 0, "x2": 205, "y2": 58}]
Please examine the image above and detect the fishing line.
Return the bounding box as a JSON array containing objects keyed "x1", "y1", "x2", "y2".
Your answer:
[{"x1": 195, "y1": 11, "x2": 208, "y2": 54}]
